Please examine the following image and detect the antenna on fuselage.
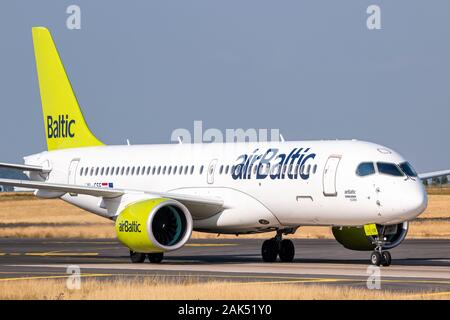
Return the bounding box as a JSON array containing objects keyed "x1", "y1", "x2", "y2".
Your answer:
[
  {"x1": 279, "y1": 134, "x2": 285, "y2": 142},
  {"x1": 177, "y1": 136, "x2": 183, "y2": 144},
  {"x1": 126, "y1": 139, "x2": 131, "y2": 146}
]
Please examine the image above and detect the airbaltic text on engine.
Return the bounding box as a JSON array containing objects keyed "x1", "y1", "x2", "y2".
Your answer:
[{"x1": 118, "y1": 220, "x2": 142, "y2": 233}]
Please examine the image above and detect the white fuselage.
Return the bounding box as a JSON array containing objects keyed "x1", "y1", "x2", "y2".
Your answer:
[{"x1": 23, "y1": 140, "x2": 427, "y2": 234}]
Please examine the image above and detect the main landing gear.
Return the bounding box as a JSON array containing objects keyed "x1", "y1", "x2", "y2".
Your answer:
[
  {"x1": 261, "y1": 230, "x2": 295, "y2": 262},
  {"x1": 370, "y1": 237, "x2": 392, "y2": 267},
  {"x1": 130, "y1": 251, "x2": 164, "y2": 264}
]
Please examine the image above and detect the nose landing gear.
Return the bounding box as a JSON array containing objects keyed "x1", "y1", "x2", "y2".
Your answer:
[
  {"x1": 370, "y1": 237, "x2": 392, "y2": 266},
  {"x1": 261, "y1": 230, "x2": 296, "y2": 262}
]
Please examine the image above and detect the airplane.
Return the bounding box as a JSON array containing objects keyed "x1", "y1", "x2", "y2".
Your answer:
[{"x1": 0, "y1": 27, "x2": 446, "y2": 267}]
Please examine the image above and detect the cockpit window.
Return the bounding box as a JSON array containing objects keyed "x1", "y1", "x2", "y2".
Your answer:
[
  {"x1": 399, "y1": 162, "x2": 418, "y2": 177},
  {"x1": 356, "y1": 162, "x2": 375, "y2": 176},
  {"x1": 377, "y1": 162, "x2": 404, "y2": 177}
]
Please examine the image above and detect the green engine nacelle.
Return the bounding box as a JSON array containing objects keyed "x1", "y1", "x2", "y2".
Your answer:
[
  {"x1": 332, "y1": 222, "x2": 409, "y2": 251},
  {"x1": 115, "y1": 198, "x2": 193, "y2": 253}
]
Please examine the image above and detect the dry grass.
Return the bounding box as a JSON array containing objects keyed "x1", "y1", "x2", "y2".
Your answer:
[
  {"x1": 0, "y1": 192, "x2": 449, "y2": 239},
  {"x1": 426, "y1": 186, "x2": 450, "y2": 195},
  {"x1": 0, "y1": 277, "x2": 445, "y2": 300}
]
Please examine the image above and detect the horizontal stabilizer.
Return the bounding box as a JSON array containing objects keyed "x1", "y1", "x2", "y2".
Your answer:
[
  {"x1": 0, "y1": 162, "x2": 50, "y2": 173},
  {"x1": 0, "y1": 178, "x2": 123, "y2": 198}
]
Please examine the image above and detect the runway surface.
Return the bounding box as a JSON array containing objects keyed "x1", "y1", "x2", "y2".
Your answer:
[{"x1": 1, "y1": 238, "x2": 450, "y2": 294}]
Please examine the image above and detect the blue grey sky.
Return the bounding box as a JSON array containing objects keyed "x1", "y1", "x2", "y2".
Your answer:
[{"x1": 0, "y1": 1, "x2": 449, "y2": 172}]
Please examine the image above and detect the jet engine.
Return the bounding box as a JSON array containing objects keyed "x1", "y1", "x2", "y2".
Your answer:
[
  {"x1": 332, "y1": 222, "x2": 408, "y2": 251},
  {"x1": 115, "y1": 198, "x2": 193, "y2": 253}
]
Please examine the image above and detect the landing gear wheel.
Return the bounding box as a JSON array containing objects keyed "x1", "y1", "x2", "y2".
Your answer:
[
  {"x1": 148, "y1": 252, "x2": 164, "y2": 263},
  {"x1": 279, "y1": 239, "x2": 295, "y2": 262},
  {"x1": 370, "y1": 251, "x2": 382, "y2": 266},
  {"x1": 381, "y1": 251, "x2": 392, "y2": 267},
  {"x1": 130, "y1": 251, "x2": 146, "y2": 263},
  {"x1": 261, "y1": 239, "x2": 278, "y2": 262}
]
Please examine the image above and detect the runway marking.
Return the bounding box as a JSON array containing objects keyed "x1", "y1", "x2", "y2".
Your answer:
[
  {"x1": 24, "y1": 252, "x2": 99, "y2": 257},
  {"x1": 232, "y1": 278, "x2": 344, "y2": 285},
  {"x1": 43, "y1": 241, "x2": 118, "y2": 245},
  {"x1": 3, "y1": 267, "x2": 450, "y2": 290},
  {"x1": 185, "y1": 244, "x2": 238, "y2": 247},
  {"x1": 0, "y1": 271, "x2": 67, "y2": 275},
  {"x1": 0, "y1": 273, "x2": 113, "y2": 282}
]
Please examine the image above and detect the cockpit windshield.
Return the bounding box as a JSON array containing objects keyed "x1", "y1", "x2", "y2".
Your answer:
[
  {"x1": 356, "y1": 162, "x2": 375, "y2": 176},
  {"x1": 399, "y1": 162, "x2": 418, "y2": 177},
  {"x1": 377, "y1": 162, "x2": 404, "y2": 177}
]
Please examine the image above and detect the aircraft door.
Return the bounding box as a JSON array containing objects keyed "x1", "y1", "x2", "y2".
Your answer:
[
  {"x1": 323, "y1": 155, "x2": 341, "y2": 196},
  {"x1": 68, "y1": 159, "x2": 80, "y2": 185}
]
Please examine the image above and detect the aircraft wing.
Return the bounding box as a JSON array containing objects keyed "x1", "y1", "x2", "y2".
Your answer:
[
  {"x1": 418, "y1": 170, "x2": 450, "y2": 180},
  {"x1": 0, "y1": 162, "x2": 50, "y2": 173},
  {"x1": 0, "y1": 178, "x2": 223, "y2": 219},
  {"x1": 0, "y1": 178, "x2": 123, "y2": 198}
]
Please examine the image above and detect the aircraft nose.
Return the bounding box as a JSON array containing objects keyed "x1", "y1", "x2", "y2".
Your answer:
[
  {"x1": 406, "y1": 181, "x2": 428, "y2": 219},
  {"x1": 379, "y1": 180, "x2": 428, "y2": 223}
]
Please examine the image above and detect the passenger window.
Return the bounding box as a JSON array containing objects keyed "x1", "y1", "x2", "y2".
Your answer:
[
  {"x1": 377, "y1": 162, "x2": 404, "y2": 177},
  {"x1": 356, "y1": 162, "x2": 375, "y2": 177},
  {"x1": 200, "y1": 165, "x2": 204, "y2": 175},
  {"x1": 190, "y1": 166, "x2": 194, "y2": 175}
]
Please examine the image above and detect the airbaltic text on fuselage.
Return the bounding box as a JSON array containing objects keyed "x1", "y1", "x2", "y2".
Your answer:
[
  {"x1": 47, "y1": 115, "x2": 75, "y2": 138},
  {"x1": 232, "y1": 148, "x2": 316, "y2": 180}
]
